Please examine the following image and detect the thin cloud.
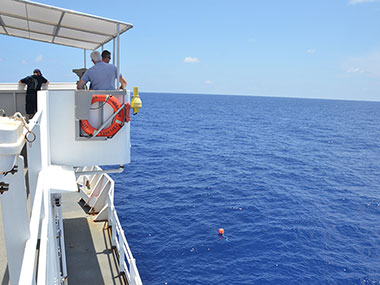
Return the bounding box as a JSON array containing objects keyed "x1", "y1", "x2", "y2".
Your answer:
[
  {"x1": 204, "y1": 80, "x2": 213, "y2": 84},
  {"x1": 21, "y1": 59, "x2": 27, "y2": 65},
  {"x1": 35, "y1": 55, "x2": 43, "y2": 62},
  {"x1": 307, "y1": 48, "x2": 316, "y2": 54},
  {"x1": 184, "y1": 56, "x2": 199, "y2": 63},
  {"x1": 349, "y1": 0, "x2": 377, "y2": 4},
  {"x1": 345, "y1": 52, "x2": 380, "y2": 77},
  {"x1": 346, "y1": 67, "x2": 363, "y2": 73}
]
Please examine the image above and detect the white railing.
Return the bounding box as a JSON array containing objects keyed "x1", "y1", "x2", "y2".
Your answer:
[
  {"x1": 18, "y1": 117, "x2": 141, "y2": 284},
  {"x1": 77, "y1": 167, "x2": 143, "y2": 285},
  {"x1": 19, "y1": 174, "x2": 65, "y2": 285},
  {"x1": 19, "y1": 112, "x2": 66, "y2": 285},
  {"x1": 107, "y1": 193, "x2": 142, "y2": 284},
  {"x1": 0, "y1": 82, "x2": 77, "y2": 91},
  {"x1": 0, "y1": 83, "x2": 77, "y2": 116}
]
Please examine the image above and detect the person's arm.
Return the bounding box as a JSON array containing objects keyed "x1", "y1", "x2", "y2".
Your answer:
[
  {"x1": 42, "y1": 77, "x2": 49, "y2": 85},
  {"x1": 77, "y1": 79, "x2": 86, "y2": 89},
  {"x1": 42, "y1": 79, "x2": 49, "y2": 90},
  {"x1": 19, "y1": 77, "x2": 28, "y2": 84},
  {"x1": 77, "y1": 71, "x2": 89, "y2": 89},
  {"x1": 120, "y1": 75, "x2": 127, "y2": 89}
]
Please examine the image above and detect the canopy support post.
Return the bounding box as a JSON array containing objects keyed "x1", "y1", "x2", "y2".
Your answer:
[
  {"x1": 113, "y1": 39, "x2": 115, "y2": 65},
  {"x1": 116, "y1": 23, "x2": 120, "y2": 89},
  {"x1": 84, "y1": 49, "x2": 86, "y2": 68}
]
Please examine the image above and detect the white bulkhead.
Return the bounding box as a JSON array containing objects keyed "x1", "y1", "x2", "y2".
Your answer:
[{"x1": 38, "y1": 90, "x2": 131, "y2": 167}]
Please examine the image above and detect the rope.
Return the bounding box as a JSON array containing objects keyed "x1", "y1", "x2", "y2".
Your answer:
[
  {"x1": 12, "y1": 112, "x2": 36, "y2": 144},
  {"x1": 222, "y1": 234, "x2": 230, "y2": 242},
  {"x1": 90, "y1": 95, "x2": 110, "y2": 110}
]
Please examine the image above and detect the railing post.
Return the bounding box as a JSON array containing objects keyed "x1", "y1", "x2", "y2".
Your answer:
[
  {"x1": 107, "y1": 195, "x2": 112, "y2": 228},
  {"x1": 56, "y1": 195, "x2": 67, "y2": 280},
  {"x1": 119, "y1": 229, "x2": 125, "y2": 273},
  {"x1": 130, "y1": 258, "x2": 137, "y2": 284},
  {"x1": 111, "y1": 208, "x2": 116, "y2": 247}
]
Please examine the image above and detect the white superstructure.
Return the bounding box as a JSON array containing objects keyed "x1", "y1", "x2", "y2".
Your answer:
[{"x1": 0, "y1": 1, "x2": 143, "y2": 284}]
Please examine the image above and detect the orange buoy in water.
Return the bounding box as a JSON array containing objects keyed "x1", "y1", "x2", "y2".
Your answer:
[{"x1": 218, "y1": 228, "x2": 225, "y2": 235}]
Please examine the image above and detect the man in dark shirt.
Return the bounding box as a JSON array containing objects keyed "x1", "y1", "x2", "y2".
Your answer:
[{"x1": 19, "y1": 69, "x2": 49, "y2": 119}]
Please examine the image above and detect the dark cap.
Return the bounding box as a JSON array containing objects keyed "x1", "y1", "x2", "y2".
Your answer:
[{"x1": 33, "y1": 69, "x2": 41, "y2": 75}]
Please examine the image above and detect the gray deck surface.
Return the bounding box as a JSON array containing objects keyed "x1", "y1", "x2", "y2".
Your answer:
[
  {"x1": 0, "y1": 191, "x2": 126, "y2": 285},
  {"x1": 62, "y1": 191, "x2": 127, "y2": 285}
]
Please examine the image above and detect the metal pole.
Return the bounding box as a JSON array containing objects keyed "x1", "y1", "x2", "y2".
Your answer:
[
  {"x1": 58, "y1": 199, "x2": 67, "y2": 279},
  {"x1": 84, "y1": 49, "x2": 86, "y2": 68},
  {"x1": 116, "y1": 23, "x2": 120, "y2": 89},
  {"x1": 111, "y1": 207, "x2": 116, "y2": 247},
  {"x1": 74, "y1": 165, "x2": 124, "y2": 177},
  {"x1": 107, "y1": 194, "x2": 112, "y2": 228},
  {"x1": 101, "y1": 45, "x2": 104, "y2": 52},
  {"x1": 113, "y1": 38, "x2": 115, "y2": 65},
  {"x1": 89, "y1": 105, "x2": 124, "y2": 139},
  {"x1": 119, "y1": 229, "x2": 125, "y2": 273}
]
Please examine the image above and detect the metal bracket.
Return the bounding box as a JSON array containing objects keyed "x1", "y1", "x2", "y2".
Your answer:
[
  {"x1": 74, "y1": 165, "x2": 124, "y2": 178},
  {"x1": 3, "y1": 165, "x2": 18, "y2": 176},
  {"x1": 89, "y1": 104, "x2": 125, "y2": 139},
  {"x1": 0, "y1": 182, "x2": 9, "y2": 194},
  {"x1": 52, "y1": 194, "x2": 62, "y2": 207}
]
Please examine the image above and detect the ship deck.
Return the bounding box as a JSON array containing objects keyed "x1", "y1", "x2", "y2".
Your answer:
[
  {"x1": 0, "y1": 191, "x2": 127, "y2": 285},
  {"x1": 62, "y1": 191, "x2": 127, "y2": 285}
]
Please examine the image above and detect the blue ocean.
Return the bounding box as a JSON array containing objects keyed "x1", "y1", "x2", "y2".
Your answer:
[{"x1": 111, "y1": 93, "x2": 380, "y2": 285}]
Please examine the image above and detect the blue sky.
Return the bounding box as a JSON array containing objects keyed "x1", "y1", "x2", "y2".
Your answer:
[{"x1": 1, "y1": 0, "x2": 380, "y2": 101}]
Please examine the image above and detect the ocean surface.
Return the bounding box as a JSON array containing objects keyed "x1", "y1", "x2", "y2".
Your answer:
[{"x1": 110, "y1": 93, "x2": 380, "y2": 285}]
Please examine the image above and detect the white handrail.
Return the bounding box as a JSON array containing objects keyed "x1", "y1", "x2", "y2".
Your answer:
[
  {"x1": 107, "y1": 192, "x2": 142, "y2": 285},
  {"x1": 37, "y1": 214, "x2": 49, "y2": 285},
  {"x1": 19, "y1": 175, "x2": 44, "y2": 284},
  {"x1": 78, "y1": 166, "x2": 142, "y2": 284},
  {"x1": 19, "y1": 181, "x2": 62, "y2": 284},
  {"x1": 20, "y1": 116, "x2": 64, "y2": 284}
]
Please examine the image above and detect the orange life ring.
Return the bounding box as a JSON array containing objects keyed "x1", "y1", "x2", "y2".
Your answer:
[{"x1": 81, "y1": 95, "x2": 125, "y2": 137}]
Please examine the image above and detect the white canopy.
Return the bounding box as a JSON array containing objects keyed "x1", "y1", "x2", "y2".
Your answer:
[{"x1": 0, "y1": 0, "x2": 133, "y2": 50}]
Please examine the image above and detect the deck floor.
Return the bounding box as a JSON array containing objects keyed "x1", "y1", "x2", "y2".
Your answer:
[
  {"x1": 62, "y1": 191, "x2": 127, "y2": 285},
  {"x1": 0, "y1": 191, "x2": 126, "y2": 285}
]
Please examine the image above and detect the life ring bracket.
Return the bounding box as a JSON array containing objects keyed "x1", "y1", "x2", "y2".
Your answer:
[{"x1": 80, "y1": 94, "x2": 127, "y2": 138}]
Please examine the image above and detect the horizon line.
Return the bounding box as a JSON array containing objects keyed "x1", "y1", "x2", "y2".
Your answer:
[{"x1": 138, "y1": 91, "x2": 380, "y2": 103}]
